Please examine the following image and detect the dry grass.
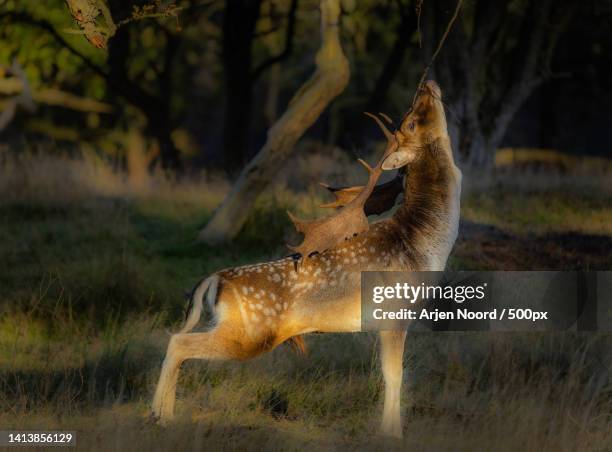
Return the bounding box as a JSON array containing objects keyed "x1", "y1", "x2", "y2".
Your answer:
[
  {"x1": 462, "y1": 167, "x2": 612, "y2": 236},
  {"x1": 496, "y1": 147, "x2": 612, "y2": 174},
  {"x1": 1, "y1": 150, "x2": 611, "y2": 450},
  {"x1": 2, "y1": 320, "x2": 610, "y2": 451}
]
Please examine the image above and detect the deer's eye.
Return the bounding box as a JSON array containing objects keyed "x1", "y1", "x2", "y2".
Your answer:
[{"x1": 408, "y1": 122, "x2": 415, "y2": 132}]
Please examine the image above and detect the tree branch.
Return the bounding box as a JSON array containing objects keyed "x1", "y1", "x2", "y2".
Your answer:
[
  {"x1": 0, "y1": 11, "x2": 109, "y2": 79},
  {"x1": 251, "y1": 0, "x2": 299, "y2": 81},
  {"x1": 0, "y1": 11, "x2": 162, "y2": 114},
  {"x1": 489, "y1": 0, "x2": 577, "y2": 148},
  {"x1": 412, "y1": 0, "x2": 463, "y2": 106},
  {"x1": 64, "y1": 0, "x2": 112, "y2": 48},
  {"x1": 0, "y1": 77, "x2": 113, "y2": 113}
]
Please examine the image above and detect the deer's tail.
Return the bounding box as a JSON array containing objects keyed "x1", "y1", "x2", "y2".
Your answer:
[{"x1": 180, "y1": 275, "x2": 220, "y2": 334}]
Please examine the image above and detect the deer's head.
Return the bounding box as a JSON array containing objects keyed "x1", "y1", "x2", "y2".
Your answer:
[
  {"x1": 379, "y1": 80, "x2": 450, "y2": 170},
  {"x1": 288, "y1": 81, "x2": 456, "y2": 259}
]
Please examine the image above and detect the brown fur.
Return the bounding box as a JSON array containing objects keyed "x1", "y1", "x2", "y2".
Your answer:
[{"x1": 152, "y1": 81, "x2": 462, "y2": 438}]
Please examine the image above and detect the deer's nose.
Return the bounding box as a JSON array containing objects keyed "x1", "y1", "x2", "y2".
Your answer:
[{"x1": 424, "y1": 80, "x2": 442, "y2": 98}]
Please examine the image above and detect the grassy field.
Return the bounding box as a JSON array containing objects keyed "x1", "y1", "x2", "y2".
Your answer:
[{"x1": 1, "y1": 153, "x2": 611, "y2": 451}]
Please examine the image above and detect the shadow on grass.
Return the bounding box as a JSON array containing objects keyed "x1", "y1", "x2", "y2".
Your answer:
[
  {"x1": 0, "y1": 342, "x2": 161, "y2": 411},
  {"x1": 455, "y1": 219, "x2": 612, "y2": 270}
]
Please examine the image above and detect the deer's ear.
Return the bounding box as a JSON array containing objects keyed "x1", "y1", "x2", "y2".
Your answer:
[{"x1": 381, "y1": 147, "x2": 415, "y2": 170}]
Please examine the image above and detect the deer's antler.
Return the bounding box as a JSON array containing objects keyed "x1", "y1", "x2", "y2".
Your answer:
[
  {"x1": 318, "y1": 182, "x2": 363, "y2": 209},
  {"x1": 287, "y1": 113, "x2": 401, "y2": 258},
  {"x1": 319, "y1": 174, "x2": 404, "y2": 215}
]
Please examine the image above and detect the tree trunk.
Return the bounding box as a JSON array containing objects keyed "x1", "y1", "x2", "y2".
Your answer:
[
  {"x1": 427, "y1": 0, "x2": 574, "y2": 170},
  {"x1": 199, "y1": 0, "x2": 349, "y2": 243},
  {"x1": 466, "y1": 135, "x2": 494, "y2": 168},
  {"x1": 150, "y1": 121, "x2": 182, "y2": 172},
  {"x1": 221, "y1": 0, "x2": 263, "y2": 172},
  {"x1": 107, "y1": 24, "x2": 182, "y2": 171},
  {"x1": 264, "y1": 58, "x2": 281, "y2": 126},
  {"x1": 451, "y1": 98, "x2": 507, "y2": 170},
  {"x1": 127, "y1": 128, "x2": 153, "y2": 192},
  {"x1": 223, "y1": 82, "x2": 254, "y2": 170}
]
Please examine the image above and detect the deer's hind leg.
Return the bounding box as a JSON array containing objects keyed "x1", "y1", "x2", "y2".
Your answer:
[
  {"x1": 379, "y1": 330, "x2": 407, "y2": 438},
  {"x1": 152, "y1": 325, "x2": 244, "y2": 423}
]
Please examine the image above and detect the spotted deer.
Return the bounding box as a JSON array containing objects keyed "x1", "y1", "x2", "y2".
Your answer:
[{"x1": 152, "y1": 81, "x2": 462, "y2": 438}]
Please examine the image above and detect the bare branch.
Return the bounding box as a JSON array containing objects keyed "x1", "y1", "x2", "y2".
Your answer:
[
  {"x1": 0, "y1": 78, "x2": 113, "y2": 113},
  {"x1": 64, "y1": 0, "x2": 182, "y2": 49},
  {"x1": 411, "y1": 0, "x2": 462, "y2": 107},
  {"x1": 251, "y1": 0, "x2": 299, "y2": 81},
  {"x1": 64, "y1": 0, "x2": 109, "y2": 48}
]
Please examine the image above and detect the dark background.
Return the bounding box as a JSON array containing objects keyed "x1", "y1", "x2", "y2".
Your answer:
[{"x1": 1, "y1": 0, "x2": 611, "y2": 171}]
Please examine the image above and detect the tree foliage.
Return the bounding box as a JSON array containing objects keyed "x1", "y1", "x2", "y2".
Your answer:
[{"x1": 0, "y1": 0, "x2": 608, "y2": 179}]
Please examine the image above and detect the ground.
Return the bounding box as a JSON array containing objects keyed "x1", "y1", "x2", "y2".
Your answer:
[{"x1": 0, "y1": 155, "x2": 611, "y2": 451}]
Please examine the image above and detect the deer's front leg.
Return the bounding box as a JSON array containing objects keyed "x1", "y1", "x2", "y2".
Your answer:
[{"x1": 379, "y1": 330, "x2": 407, "y2": 438}]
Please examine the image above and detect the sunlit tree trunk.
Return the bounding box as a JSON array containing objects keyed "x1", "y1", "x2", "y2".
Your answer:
[{"x1": 199, "y1": 0, "x2": 350, "y2": 243}]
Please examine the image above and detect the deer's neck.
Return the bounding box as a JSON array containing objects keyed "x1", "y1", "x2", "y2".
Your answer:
[{"x1": 392, "y1": 138, "x2": 462, "y2": 270}]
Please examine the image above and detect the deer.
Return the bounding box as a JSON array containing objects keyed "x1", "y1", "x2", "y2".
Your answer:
[{"x1": 152, "y1": 80, "x2": 462, "y2": 438}]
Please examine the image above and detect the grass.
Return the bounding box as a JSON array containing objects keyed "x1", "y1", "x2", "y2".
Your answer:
[
  {"x1": 0, "y1": 153, "x2": 611, "y2": 450},
  {"x1": 462, "y1": 187, "x2": 612, "y2": 236}
]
